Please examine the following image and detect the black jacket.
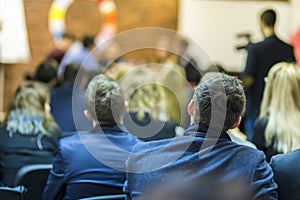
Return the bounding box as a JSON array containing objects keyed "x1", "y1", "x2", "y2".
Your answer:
[
  {"x1": 0, "y1": 122, "x2": 61, "y2": 186},
  {"x1": 241, "y1": 35, "x2": 295, "y2": 118}
]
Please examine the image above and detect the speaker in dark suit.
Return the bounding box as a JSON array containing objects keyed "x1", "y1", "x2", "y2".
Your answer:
[{"x1": 241, "y1": 9, "x2": 295, "y2": 139}]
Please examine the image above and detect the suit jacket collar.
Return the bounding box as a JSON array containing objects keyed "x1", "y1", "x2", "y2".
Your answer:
[
  {"x1": 184, "y1": 123, "x2": 231, "y2": 141},
  {"x1": 91, "y1": 124, "x2": 127, "y2": 134},
  {"x1": 265, "y1": 34, "x2": 277, "y2": 41}
]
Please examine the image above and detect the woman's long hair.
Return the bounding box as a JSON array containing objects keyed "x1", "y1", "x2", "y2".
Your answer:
[
  {"x1": 6, "y1": 81, "x2": 54, "y2": 131},
  {"x1": 259, "y1": 62, "x2": 300, "y2": 153}
]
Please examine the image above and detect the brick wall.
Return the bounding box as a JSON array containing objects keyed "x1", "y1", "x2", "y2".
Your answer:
[{"x1": 3, "y1": 0, "x2": 178, "y2": 112}]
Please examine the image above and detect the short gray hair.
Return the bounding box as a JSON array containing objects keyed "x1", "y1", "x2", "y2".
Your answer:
[
  {"x1": 193, "y1": 73, "x2": 245, "y2": 131},
  {"x1": 85, "y1": 74, "x2": 125, "y2": 124}
]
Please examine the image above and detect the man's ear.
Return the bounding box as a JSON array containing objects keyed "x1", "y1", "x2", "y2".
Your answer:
[
  {"x1": 230, "y1": 116, "x2": 241, "y2": 129},
  {"x1": 84, "y1": 110, "x2": 93, "y2": 121},
  {"x1": 187, "y1": 99, "x2": 195, "y2": 117}
]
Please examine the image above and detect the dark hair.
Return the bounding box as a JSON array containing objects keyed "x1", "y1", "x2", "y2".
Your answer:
[
  {"x1": 62, "y1": 32, "x2": 76, "y2": 41},
  {"x1": 82, "y1": 35, "x2": 95, "y2": 48},
  {"x1": 35, "y1": 59, "x2": 58, "y2": 84},
  {"x1": 260, "y1": 9, "x2": 276, "y2": 27},
  {"x1": 193, "y1": 73, "x2": 245, "y2": 131},
  {"x1": 85, "y1": 74, "x2": 125, "y2": 124},
  {"x1": 64, "y1": 62, "x2": 82, "y2": 83},
  {"x1": 179, "y1": 38, "x2": 189, "y2": 49}
]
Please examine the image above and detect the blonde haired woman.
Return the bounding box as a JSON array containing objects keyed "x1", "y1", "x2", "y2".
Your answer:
[
  {"x1": 119, "y1": 67, "x2": 179, "y2": 141},
  {"x1": 0, "y1": 81, "x2": 61, "y2": 186},
  {"x1": 252, "y1": 62, "x2": 300, "y2": 161}
]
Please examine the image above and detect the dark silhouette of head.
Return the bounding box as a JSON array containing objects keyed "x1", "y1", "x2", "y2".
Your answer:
[{"x1": 260, "y1": 9, "x2": 276, "y2": 28}]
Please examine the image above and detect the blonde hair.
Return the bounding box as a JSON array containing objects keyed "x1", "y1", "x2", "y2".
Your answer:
[
  {"x1": 5, "y1": 81, "x2": 57, "y2": 137},
  {"x1": 260, "y1": 62, "x2": 300, "y2": 153},
  {"x1": 157, "y1": 61, "x2": 187, "y2": 125},
  {"x1": 119, "y1": 67, "x2": 167, "y2": 121},
  {"x1": 6, "y1": 81, "x2": 52, "y2": 124}
]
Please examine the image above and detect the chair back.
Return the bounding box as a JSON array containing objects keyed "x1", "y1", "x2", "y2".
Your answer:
[
  {"x1": 0, "y1": 185, "x2": 27, "y2": 200},
  {"x1": 79, "y1": 194, "x2": 126, "y2": 200},
  {"x1": 14, "y1": 164, "x2": 52, "y2": 200}
]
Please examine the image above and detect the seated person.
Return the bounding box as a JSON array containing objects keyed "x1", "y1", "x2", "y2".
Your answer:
[
  {"x1": 270, "y1": 149, "x2": 300, "y2": 200},
  {"x1": 34, "y1": 59, "x2": 60, "y2": 87},
  {"x1": 43, "y1": 74, "x2": 141, "y2": 200},
  {"x1": 50, "y1": 62, "x2": 92, "y2": 134},
  {"x1": 124, "y1": 73, "x2": 277, "y2": 200},
  {"x1": 252, "y1": 62, "x2": 300, "y2": 161},
  {"x1": 0, "y1": 81, "x2": 61, "y2": 186},
  {"x1": 25, "y1": 59, "x2": 60, "y2": 88},
  {"x1": 58, "y1": 35, "x2": 100, "y2": 81},
  {"x1": 46, "y1": 33, "x2": 75, "y2": 64},
  {"x1": 119, "y1": 67, "x2": 179, "y2": 141}
]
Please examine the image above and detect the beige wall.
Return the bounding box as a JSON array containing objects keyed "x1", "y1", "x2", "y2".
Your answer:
[
  {"x1": 291, "y1": 0, "x2": 300, "y2": 33},
  {"x1": 178, "y1": 0, "x2": 294, "y2": 72}
]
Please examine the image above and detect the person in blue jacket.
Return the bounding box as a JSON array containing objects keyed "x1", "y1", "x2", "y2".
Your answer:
[
  {"x1": 125, "y1": 73, "x2": 277, "y2": 200},
  {"x1": 43, "y1": 74, "x2": 141, "y2": 200}
]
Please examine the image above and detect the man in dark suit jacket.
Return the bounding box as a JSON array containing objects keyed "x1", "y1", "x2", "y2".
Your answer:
[
  {"x1": 125, "y1": 73, "x2": 277, "y2": 200},
  {"x1": 241, "y1": 9, "x2": 295, "y2": 139},
  {"x1": 270, "y1": 149, "x2": 300, "y2": 200},
  {"x1": 43, "y1": 74, "x2": 141, "y2": 200}
]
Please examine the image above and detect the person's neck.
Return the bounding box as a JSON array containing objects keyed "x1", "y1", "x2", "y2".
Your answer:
[{"x1": 264, "y1": 28, "x2": 275, "y2": 38}]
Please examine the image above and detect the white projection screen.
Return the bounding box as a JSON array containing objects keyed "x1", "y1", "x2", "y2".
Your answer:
[{"x1": 0, "y1": 0, "x2": 30, "y2": 63}]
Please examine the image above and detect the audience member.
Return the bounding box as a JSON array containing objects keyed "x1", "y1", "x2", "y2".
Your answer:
[
  {"x1": 270, "y1": 149, "x2": 300, "y2": 200},
  {"x1": 119, "y1": 66, "x2": 178, "y2": 141},
  {"x1": 241, "y1": 9, "x2": 295, "y2": 139},
  {"x1": 46, "y1": 33, "x2": 76, "y2": 64},
  {"x1": 50, "y1": 62, "x2": 92, "y2": 134},
  {"x1": 252, "y1": 62, "x2": 300, "y2": 161},
  {"x1": 154, "y1": 36, "x2": 187, "y2": 126},
  {"x1": 175, "y1": 38, "x2": 202, "y2": 85},
  {"x1": 43, "y1": 74, "x2": 141, "y2": 199},
  {"x1": 34, "y1": 59, "x2": 60, "y2": 88},
  {"x1": 58, "y1": 35, "x2": 100, "y2": 81},
  {"x1": 99, "y1": 40, "x2": 127, "y2": 73},
  {"x1": 201, "y1": 72, "x2": 255, "y2": 149},
  {"x1": 0, "y1": 81, "x2": 61, "y2": 186},
  {"x1": 125, "y1": 73, "x2": 277, "y2": 200}
]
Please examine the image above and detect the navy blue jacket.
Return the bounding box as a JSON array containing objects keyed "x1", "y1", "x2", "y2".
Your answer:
[
  {"x1": 125, "y1": 123, "x2": 277, "y2": 200},
  {"x1": 0, "y1": 122, "x2": 61, "y2": 186},
  {"x1": 43, "y1": 125, "x2": 141, "y2": 200},
  {"x1": 50, "y1": 84, "x2": 92, "y2": 133},
  {"x1": 270, "y1": 149, "x2": 300, "y2": 200},
  {"x1": 241, "y1": 35, "x2": 295, "y2": 118}
]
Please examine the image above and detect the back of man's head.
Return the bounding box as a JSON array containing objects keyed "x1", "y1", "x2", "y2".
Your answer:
[
  {"x1": 193, "y1": 73, "x2": 245, "y2": 131},
  {"x1": 260, "y1": 9, "x2": 276, "y2": 27},
  {"x1": 85, "y1": 74, "x2": 125, "y2": 124},
  {"x1": 62, "y1": 32, "x2": 76, "y2": 41},
  {"x1": 82, "y1": 35, "x2": 95, "y2": 49},
  {"x1": 35, "y1": 59, "x2": 58, "y2": 84},
  {"x1": 64, "y1": 62, "x2": 82, "y2": 84}
]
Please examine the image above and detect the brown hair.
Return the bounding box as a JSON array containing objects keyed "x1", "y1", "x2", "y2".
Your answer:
[{"x1": 6, "y1": 81, "x2": 54, "y2": 126}]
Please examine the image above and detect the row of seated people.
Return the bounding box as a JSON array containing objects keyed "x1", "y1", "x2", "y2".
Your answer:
[{"x1": 0, "y1": 62, "x2": 299, "y2": 199}]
